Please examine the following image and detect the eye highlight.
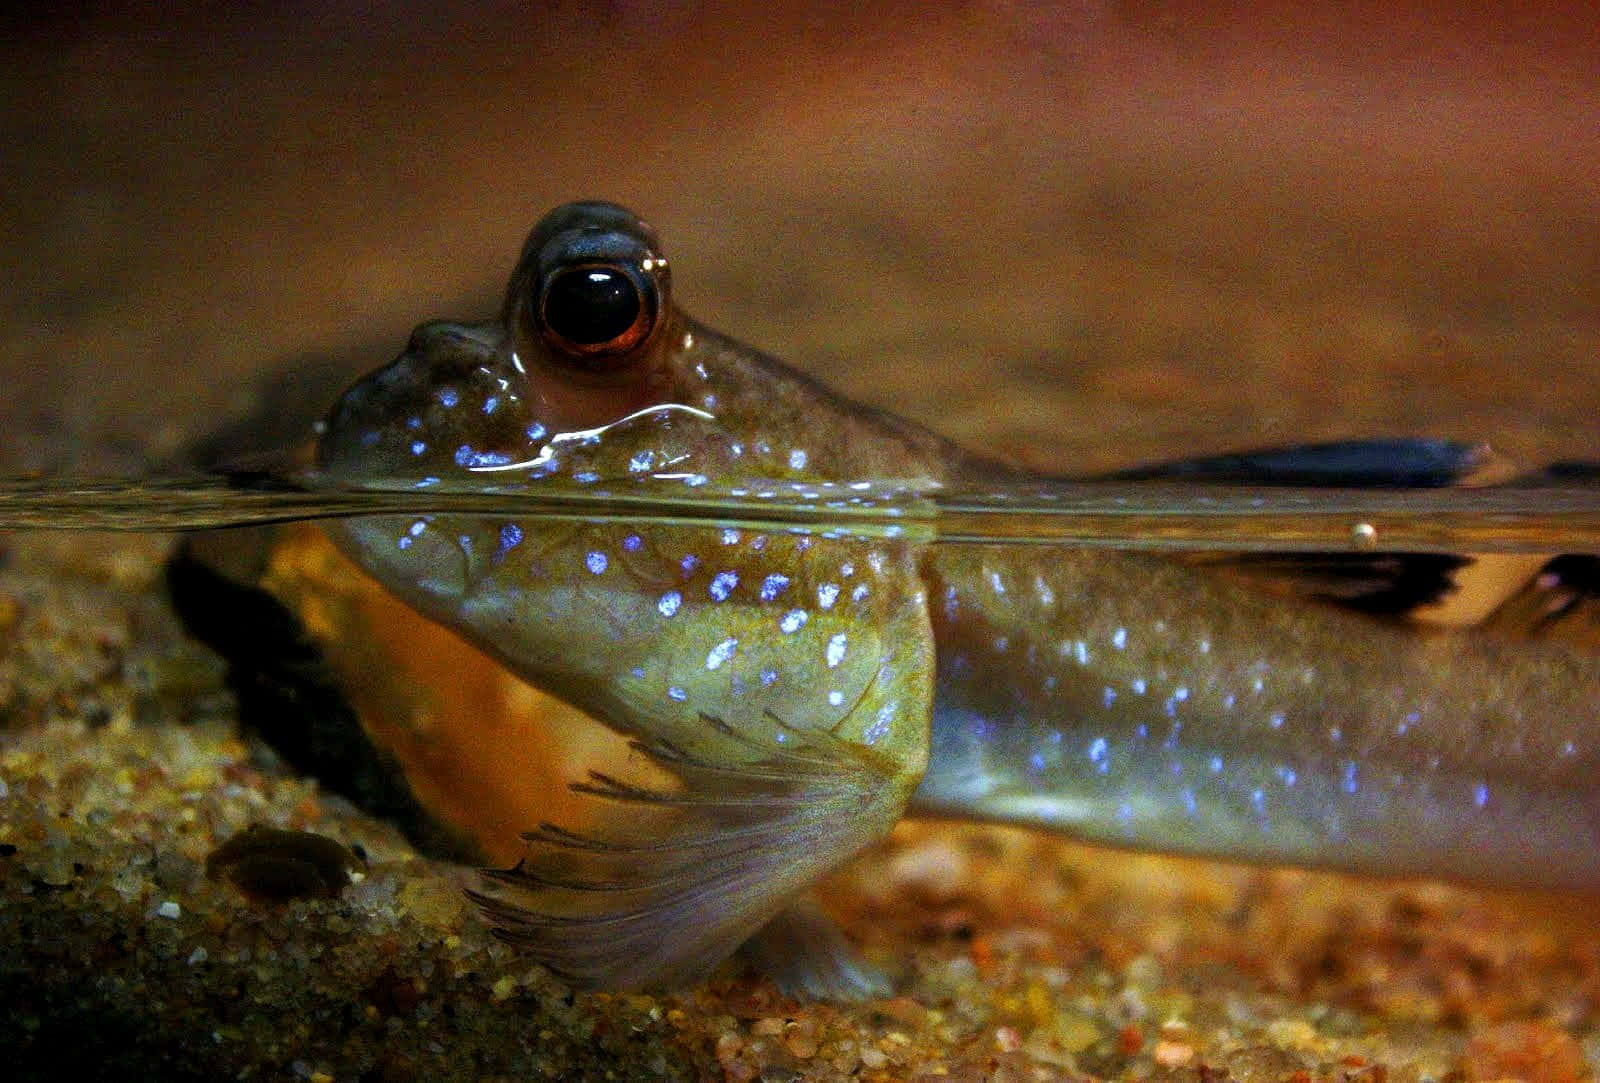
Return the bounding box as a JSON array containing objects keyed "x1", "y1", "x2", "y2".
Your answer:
[{"x1": 541, "y1": 264, "x2": 649, "y2": 352}]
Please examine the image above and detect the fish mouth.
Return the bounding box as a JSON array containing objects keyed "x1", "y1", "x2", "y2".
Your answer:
[{"x1": 315, "y1": 318, "x2": 531, "y2": 481}]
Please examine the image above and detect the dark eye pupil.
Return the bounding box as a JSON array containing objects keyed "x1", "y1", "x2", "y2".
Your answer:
[{"x1": 543, "y1": 267, "x2": 641, "y2": 346}]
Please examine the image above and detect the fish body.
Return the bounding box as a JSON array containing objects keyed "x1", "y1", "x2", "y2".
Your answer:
[{"x1": 313, "y1": 202, "x2": 1600, "y2": 995}]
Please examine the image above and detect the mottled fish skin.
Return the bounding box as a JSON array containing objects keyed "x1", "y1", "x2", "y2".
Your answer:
[{"x1": 316, "y1": 201, "x2": 1600, "y2": 994}]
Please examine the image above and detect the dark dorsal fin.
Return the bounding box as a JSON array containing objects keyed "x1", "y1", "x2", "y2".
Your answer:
[
  {"x1": 1100, "y1": 438, "x2": 1493, "y2": 488},
  {"x1": 1096, "y1": 439, "x2": 1590, "y2": 625}
]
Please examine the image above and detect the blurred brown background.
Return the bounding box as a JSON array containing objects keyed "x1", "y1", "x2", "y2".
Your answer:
[{"x1": 2, "y1": 1, "x2": 1596, "y2": 474}]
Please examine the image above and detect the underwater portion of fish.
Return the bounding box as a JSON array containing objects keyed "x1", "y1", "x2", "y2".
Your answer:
[{"x1": 301, "y1": 202, "x2": 1600, "y2": 996}]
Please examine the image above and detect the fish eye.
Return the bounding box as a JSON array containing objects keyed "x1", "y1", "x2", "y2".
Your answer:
[
  {"x1": 507, "y1": 202, "x2": 671, "y2": 373},
  {"x1": 539, "y1": 262, "x2": 652, "y2": 355}
]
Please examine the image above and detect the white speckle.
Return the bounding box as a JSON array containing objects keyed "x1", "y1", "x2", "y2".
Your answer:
[
  {"x1": 759, "y1": 574, "x2": 791, "y2": 601},
  {"x1": 1131, "y1": 678, "x2": 1147, "y2": 695},
  {"x1": 630, "y1": 666, "x2": 645, "y2": 678},
  {"x1": 817, "y1": 583, "x2": 840, "y2": 609},
  {"x1": 623, "y1": 533, "x2": 643, "y2": 552},
  {"x1": 779, "y1": 609, "x2": 808, "y2": 634},
  {"x1": 1209, "y1": 755, "x2": 1224, "y2": 774},
  {"x1": 1251, "y1": 676, "x2": 1265, "y2": 693},
  {"x1": 680, "y1": 554, "x2": 700, "y2": 575},
  {"x1": 709, "y1": 571, "x2": 738, "y2": 601},
  {"x1": 1101, "y1": 686, "x2": 1116, "y2": 707},
  {"x1": 657, "y1": 591, "x2": 682, "y2": 617},
  {"x1": 1251, "y1": 789, "x2": 1265, "y2": 814},
  {"x1": 629, "y1": 451, "x2": 655, "y2": 472},
  {"x1": 396, "y1": 536, "x2": 412, "y2": 550},
  {"x1": 827, "y1": 690, "x2": 844, "y2": 707},
  {"x1": 410, "y1": 440, "x2": 427, "y2": 456},
  {"x1": 525, "y1": 422, "x2": 547, "y2": 441},
  {"x1": 585, "y1": 551, "x2": 608, "y2": 574},
  {"x1": 1342, "y1": 762, "x2": 1359, "y2": 794},
  {"x1": 1173, "y1": 686, "x2": 1189, "y2": 702},
  {"x1": 788, "y1": 448, "x2": 809, "y2": 470},
  {"x1": 988, "y1": 570, "x2": 1006, "y2": 595},
  {"x1": 1268, "y1": 711, "x2": 1285, "y2": 730},
  {"x1": 1033, "y1": 575, "x2": 1055, "y2": 607},
  {"x1": 1328, "y1": 726, "x2": 1342, "y2": 743},
  {"x1": 408, "y1": 520, "x2": 427, "y2": 537},
  {"x1": 482, "y1": 395, "x2": 500, "y2": 414},
  {"x1": 157, "y1": 900, "x2": 181, "y2": 920},
  {"x1": 760, "y1": 667, "x2": 779, "y2": 687},
  {"x1": 1087, "y1": 736, "x2": 1108, "y2": 765},
  {"x1": 721, "y1": 528, "x2": 741, "y2": 545},
  {"x1": 706, "y1": 637, "x2": 739, "y2": 670},
  {"x1": 1474, "y1": 782, "x2": 1490, "y2": 808},
  {"x1": 1074, "y1": 640, "x2": 1089, "y2": 666},
  {"x1": 864, "y1": 703, "x2": 896, "y2": 744},
  {"x1": 667, "y1": 686, "x2": 687, "y2": 702},
  {"x1": 1112, "y1": 626, "x2": 1127, "y2": 650},
  {"x1": 851, "y1": 583, "x2": 869, "y2": 603},
  {"x1": 187, "y1": 947, "x2": 208, "y2": 965},
  {"x1": 826, "y1": 633, "x2": 848, "y2": 668},
  {"x1": 839, "y1": 562, "x2": 854, "y2": 577},
  {"x1": 1276, "y1": 765, "x2": 1297, "y2": 787}
]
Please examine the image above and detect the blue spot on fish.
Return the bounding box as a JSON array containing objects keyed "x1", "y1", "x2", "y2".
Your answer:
[{"x1": 709, "y1": 571, "x2": 739, "y2": 601}]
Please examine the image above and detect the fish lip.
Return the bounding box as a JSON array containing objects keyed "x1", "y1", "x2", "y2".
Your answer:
[{"x1": 315, "y1": 318, "x2": 515, "y2": 476}]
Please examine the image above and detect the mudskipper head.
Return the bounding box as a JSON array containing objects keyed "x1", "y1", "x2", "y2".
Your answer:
[{"x1": 318, "y1": 200, "x2": 686, "y2": 488}]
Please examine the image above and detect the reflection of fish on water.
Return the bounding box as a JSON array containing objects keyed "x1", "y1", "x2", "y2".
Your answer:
[{"x1": 159, "y1": 201, "x2": 1600, "y2": 999}]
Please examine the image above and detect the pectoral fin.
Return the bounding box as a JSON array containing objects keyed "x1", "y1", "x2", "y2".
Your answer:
[{"x1": 469, "y1": 712, "x2": 909, "y2": 995}]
